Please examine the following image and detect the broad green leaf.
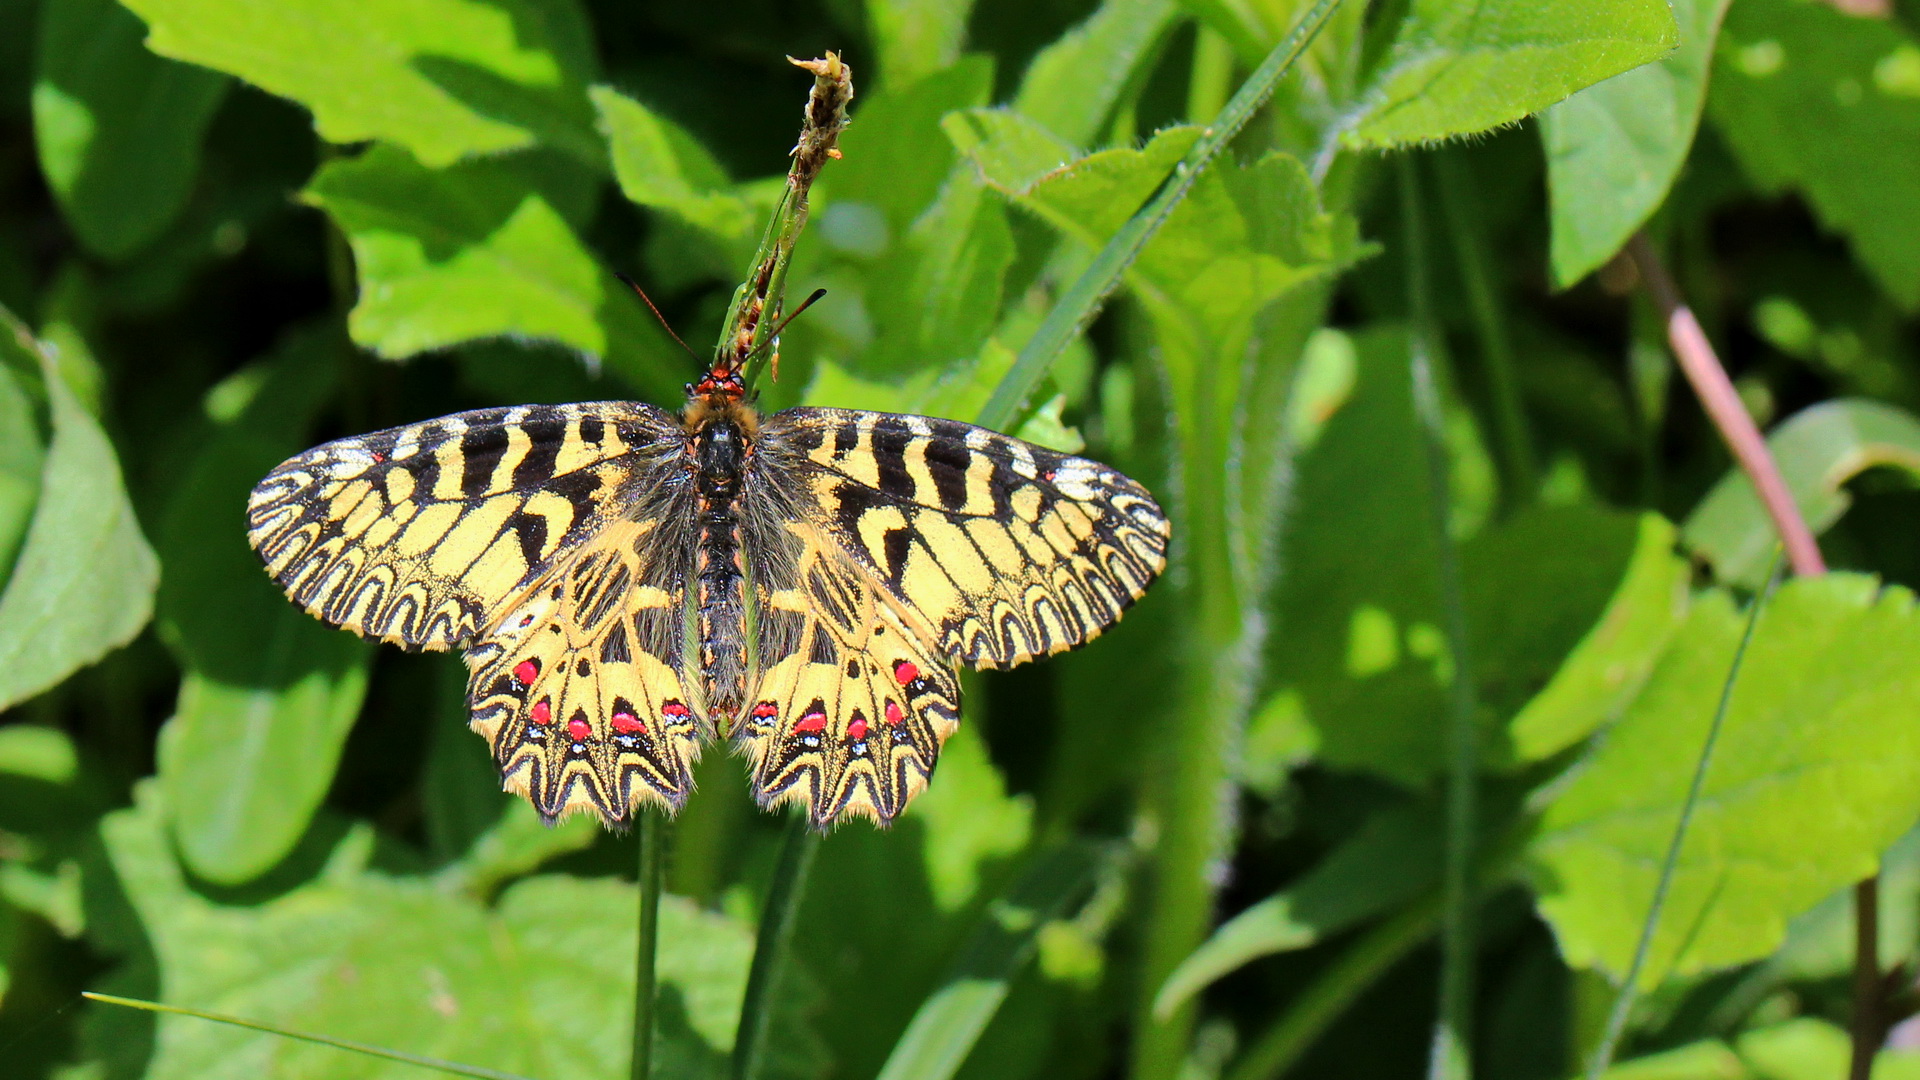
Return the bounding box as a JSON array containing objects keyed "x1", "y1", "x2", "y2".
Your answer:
[
  {"x1": 832, "y1": 58, "x2": 994, "y2": 235},
  {"x1": 0, "y1": 308, "x2": 156, "y2": 710},
  {"x1": 1593, "y1": 1040, "x2": 1751, "y2": 1080},
  {"x1": 1541, "y1": 0, "x2": 1733, "y2": 288},
  {"x1": 1736, "y1": 1018, "x2": 1920, "y2": 1080},
  {"x1": 1262, "y1": 332, "x2": 1641, "y2": 786},
  {"x1": 306, "y1": 145, "x2": 678, "y2": 397},
  {"x1": 1346, "y1": 0, "x2": 1678, "y2": 149},
  {"x1": 866, "y1": 0, "x2": 976, "y2": 88},
  {"x1": 1771, "y1": 824, "x2": 1920, "y2": 982},
  {"x1": 1507, "y1": 514, "x2": 1692, "y2": 764},
  {"x1": 594, "y1": 85, "x2": 763, "y2": 245},
  {"x1": 1708, "y1": 0, "x2": 1920, "y2": 308},
  {"x1": 155, "y1": 328, "x2": 372, "y2": 885},
  {"x1": 92, "y1": 783, "x2": 779, "y2": 1080},
  {"x1": 1012, "y1": 0, "x2": 1178, "y2": 147},
  {"x1": 1531, "y1": 574, "x2": 1920, "y2": 983},
  {"x1": 0, "y1": 358, "x2": 40, "y2": 583},
  {"x1": 432, "y1": 801, "x2": 598, "y2": 899},
  {"x1": 906, "y1": 724, "x2": 1033, "y2": 914},
  {"x1": 861, "y1": 172, "x2": 1015, "y2": 376},
  {"x1": 1154, "y1": 801, "x2": 1441, "y2": 1014},
  {"x1": 1682, "y1": 399, "x2": 1920, "y2": 589},
  {"x1": 34, "y1": 0, "x2": 228, "y2": 260},
  {"x1": 874, "y1": 841, "x2": 1107, "y2": 1080},
  {"x1": 118, "y1": 0, "x2": 602, "y2": 167}
]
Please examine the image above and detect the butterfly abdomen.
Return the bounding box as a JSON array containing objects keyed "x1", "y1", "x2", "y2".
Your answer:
[{"x1": 693, "y1": 418, "x2": 750, "y2": 721}]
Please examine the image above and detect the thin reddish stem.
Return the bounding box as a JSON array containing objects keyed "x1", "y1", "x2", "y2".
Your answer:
[{"x1": 1625, "y1": 234, "x2": 1826, "y2": 578}]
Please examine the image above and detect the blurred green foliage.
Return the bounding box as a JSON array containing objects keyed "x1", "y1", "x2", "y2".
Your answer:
[{"x1": 4, "y1": 1, "x2": 1920, "y2": 1080}]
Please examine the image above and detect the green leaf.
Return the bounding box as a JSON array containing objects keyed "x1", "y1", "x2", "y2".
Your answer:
[
  {"x1": 1735, "y1": 1018, "x2": 1920, "y2": 1080},
  {"x1": 1540, "y1": 0, "x2": 1733, "y2": 288},
  {"x1": 594, "y1": 85, "x2": 763, "y2": 244},
  {"x1": 832, "y1": 58, "x2": 994, "y2": 235},
  {"x1": 93, "y1": 782, "x2": 768, "y2": 1080},
  {"x1": 0, "y1": 358, "x2": 41, "y2": 584},
  {"x1": 306, "y1": 145, "x2": 678, "y2": 397},
  {"x1": 1530, "y1": 574, "x2": 1920, "y2": 983},
  {"x1": 155, "y1": 328, "x2": 373, "y2": 886},
  {"x1": 866, "y1": 0, "x2": 977, "y2": 88},
  {"x1": 861, "y1": 172, "x2": 1015, "y2": 376},
  {"x1": 874, "y1": 840, "x2": 1107, "y2": 1080},
  {"x1": 1012, "y1": 0, "x2": 1178, "y2": 147},
  {"x1": 118, "y1": 0, "x2": 602, "y2": 167},
  {"x1": 1682, "y1": 399, "x2": 1920, "y2": 589},
  {"x1": 1154, "y1": 801, "x2": 1442, "y2": 1015},
  {"x1": 1507, "y1": 514, "x2": 1692, "y2": 764},
  {"x1": 1708, "y1": 0, "x2": 1920, "y2": 308},
  {"x1": 0, "y1": 307, "x2": 157, "y2": 710},
  {"x1": 33, "y1": 0, "x2": 228, "y2": 260},
  {"x1": 1592, "y1": 1040, "x2": 1751, "y2": 1080},
  {"x1": 1346, "y1": 0, "x2": 1678, "y2": 149}
]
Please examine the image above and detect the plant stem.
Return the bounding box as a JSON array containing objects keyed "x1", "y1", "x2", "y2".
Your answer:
[
  {"x1": 631, "y1": 810, "x2": 664, "y2": 1080},
  {"x1": 1625, "y1": 235, "x2": 1823, "y2": 579},
  {"x1": 732, "y1": 815, "x2": 820, "y2": 1080},
  {"x1": 1433, "y1": 151, "x2": 1535, "y2": 509},
  {"x1": 1187, "y1": 26, "x2": 1234, "y2": 125},
  {"x1": 976, "y1": 0, "x2": 1344, "y2": 432},
  {"x1": 1623, "y1": 233, "x2": 1880, "y2": 1074},
  {"x1": 1224, "y1": 896, "x2": 1442, "y2": 1080},
  {"x1": 1399, "y1": 154, "x2": 1479, "y2": 1080},
  {"x1": 1581, "y1": 555, "x2": 1781, "y2": 1080}
]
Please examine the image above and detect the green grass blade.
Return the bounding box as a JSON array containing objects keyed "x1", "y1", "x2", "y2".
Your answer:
[
  {"x1": 876, "y1": 841, "x2": 1109, "y2": 1080},
  {"x1": 80, "y1": 992, "x2": 540, "y2": 1080},
  {"x1": 973, "y1": 0, "x2": 1344, "y2": 432},
  {"x1": 1581, "y1": 554, "x2": 1784, "y2": 1079},
  {"x1": 731, "y1": 815, "x2": 821, "y2": 1080}
]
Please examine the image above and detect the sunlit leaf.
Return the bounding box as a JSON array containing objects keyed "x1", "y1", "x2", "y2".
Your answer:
[
  {"x1": 0, "y1": 308, "x2": 156, "y2": 710},
  {"x1": 91, "y1": 783, "x2": 772, "y2": 1080},
  {"x1": 119, "y1": 0, "x2": 602, "y2": 167},
  {"x1": 1346, "y1": 0, "x2": 1678, "y2": 149},
  {"x1": 1531, "y1": 575, "x2": 1920, "y2": 983},
  {"x1": 1012, "y1": 0, "x2": 1177, "y2": 148},
  {"x1": 866, "y1": 0, "x2": 977, "y2": 88},
  {"x1": 1540, "y1": 0, "x2": 1732, "y2": 287},
  {"x1": 305, "y1": 145, "x2": 678, "y2": 397}
]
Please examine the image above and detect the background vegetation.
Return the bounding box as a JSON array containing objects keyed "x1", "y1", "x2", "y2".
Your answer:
[{"x1": 3, "y1": 0, "x2": 1920, "y2": 1078}]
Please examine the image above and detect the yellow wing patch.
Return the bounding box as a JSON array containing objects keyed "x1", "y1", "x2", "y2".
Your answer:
[{"x1": 246, "y1": 402, "x2": 679, "y2": 650}]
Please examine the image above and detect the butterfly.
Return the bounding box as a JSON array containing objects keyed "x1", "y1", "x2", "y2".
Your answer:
[{"x1": 246, "y1": 368, "x2": 1169, "y2": 829}]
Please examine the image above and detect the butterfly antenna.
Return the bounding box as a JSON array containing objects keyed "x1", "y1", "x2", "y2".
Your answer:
[
  {"x1": 743, "y1": 288, "x2": 828, "y2": 381},
  {"x1": 614, "y1": 272, "x2": 702, "y2": 364}
]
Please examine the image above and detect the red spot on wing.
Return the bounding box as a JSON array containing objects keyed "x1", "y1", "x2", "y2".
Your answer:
[
  {"x1": 847, "y1": 715, "x2": 868, "y2": 741},
  {"x1": 612, "y1": 711, "x2": 646, "y2": 735},
  {"x1": 566, "y1": 715, "x2": 592, "y2": 742},
  {"x1": 893, "y1": 661, "x2": 919, "y2": 686},
  {"x1": 662, "y1": 701, "x2": 692, "y2": 719},
  {"x1": 793, "y1": 712, "x2": 827, "y2": 734},
  {"x1": 530, "y1": 699, "x2": 552, "y2": 724},
  {"x1": 751, "y1": 702, "x2": 779, "y2": 719},
  {"x1": 513, "y1": 660, "x2": 539, "y2": 685},
  {"x1": 884, "y1": 701, "x2": 904, "y2": 726}
]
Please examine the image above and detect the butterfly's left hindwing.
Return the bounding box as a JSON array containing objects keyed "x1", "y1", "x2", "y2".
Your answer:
[{"x1": 248, "y1": 402, "x2": 707, "y2": 823}]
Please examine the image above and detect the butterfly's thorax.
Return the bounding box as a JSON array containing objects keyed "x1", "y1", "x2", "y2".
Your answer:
[{"x1": 690, "y1": 412, "x2": 752, "y2": 723}]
